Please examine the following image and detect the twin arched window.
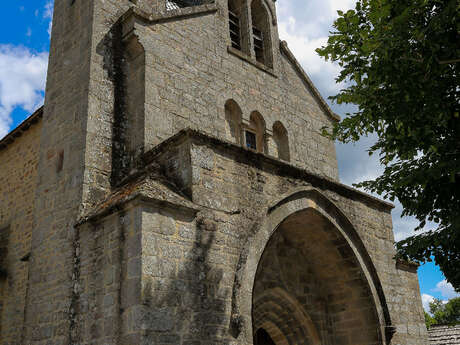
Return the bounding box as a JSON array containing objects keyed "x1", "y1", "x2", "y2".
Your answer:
[
  {"x1": 224, "y1": 100, "x2": 290, "y2": 161},
  {"x1": 228, "y1": 0, "x2": 273, "y2": 68}
]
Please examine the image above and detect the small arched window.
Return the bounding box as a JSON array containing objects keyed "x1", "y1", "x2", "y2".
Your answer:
[
  {"x1": 225, "y1": 100, "x2": 243, "y2": 144},
  {"x1": 254, "y1": 328, "x2": 276, "y2": 345},
  {"x1": 251, "y1": 0, "x2": 273, "y2": 68},
  {"x1": 245, "y1": 111, "x2": 266, "y2": 153},
  {"x1": 273, "y1": 121, "x2": 290, "y2": 161}
]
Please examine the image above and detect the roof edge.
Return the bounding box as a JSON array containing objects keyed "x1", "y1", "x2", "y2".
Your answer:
[
  {"x1": 121, "y1": 2, "x2": 218, "y2": 27},
  {"x1": 280, "y1": 41, "x2": 341, "y2": 122},
  {"x1": 76, "y1": 193, "x2": 200, "y2": 227},
  {"x1": 0, "y1": 106, "x2": 43, "y2": 151},
  {"x1": 142, "y1": 128, "x2": 395, "y2": 211}
]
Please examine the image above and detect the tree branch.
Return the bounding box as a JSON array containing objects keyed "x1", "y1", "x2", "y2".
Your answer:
[{"x1": 438, "y1": 59, "x2": 460, "y2": 65}]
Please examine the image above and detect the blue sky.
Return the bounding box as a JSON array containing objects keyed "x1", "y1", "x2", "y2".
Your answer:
[{"x1": 0, "y1": 0, "x2": 457, "y2": 312}]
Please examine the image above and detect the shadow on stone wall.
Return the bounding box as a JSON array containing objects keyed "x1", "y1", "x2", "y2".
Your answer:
[{"x1": 141, "y1": 211, "x2": 232, "y2": 344}]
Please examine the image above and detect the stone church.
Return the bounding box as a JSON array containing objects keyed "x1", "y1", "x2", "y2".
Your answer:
[{"x1": 0, "y1": 0, "x2": 429, "y2": 344}]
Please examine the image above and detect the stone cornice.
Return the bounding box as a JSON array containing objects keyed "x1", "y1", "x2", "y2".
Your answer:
[
  {"x1": 141, "y1": 128, "x2": 394, "y2": 211},
  {"x1": 121, "y1": 2, "x2": 218, "y2": 35},
  {"x1": 395, "y1": 259, "x2": 420, "y2": 273}
]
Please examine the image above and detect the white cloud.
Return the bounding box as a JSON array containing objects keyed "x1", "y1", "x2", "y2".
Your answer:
[
  {"x1": 423, "y1": 281, "x2": 460, "y2": 314},
  {"x1": 275, "y1": 0, "x2": 433, "y2": 242},
  {"x1": 43, "y1": 1, "x2": 53, "y2": 19},
  {"x1": 276, "y1": 0, "x2": 356, "y2": 95},
  {"x1": 44, "y1": 1, "x2": 54, "y2": 38},
  {"x1": 278, "y1": 20, "x2": 344, "y2": 95},
  {"x1": 422, "y1": 293, "x2": 435, "y2": 313},
  {"x1": 0, "y1": 45, "x2": 48, "y2": 139},
  {"x1": 433, "y1": 280, "x2": 460, "y2": 300}
]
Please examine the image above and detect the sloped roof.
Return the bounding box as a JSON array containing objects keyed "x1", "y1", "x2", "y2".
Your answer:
[
  {"x1": 78, "y1": 170, "x2": 198, "y2": 225},
  {"x1": 0, "y1": 107, "x2": 43, "y2": 151},
  {"x1": 429, "y1": 324, "x2": 460, "y2": 345}
]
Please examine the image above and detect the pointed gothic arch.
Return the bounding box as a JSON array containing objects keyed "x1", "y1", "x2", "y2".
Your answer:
[
  {"x1": 230, "y1": 188, "x2": 393, "y2": 345},
  {"x1": 253, "y1": 287, "x2": 321, "y2": 345}
]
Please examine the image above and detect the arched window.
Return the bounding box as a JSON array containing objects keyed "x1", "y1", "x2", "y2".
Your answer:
[
  {"x1": 225, "y1": 100, "x2": 243, "y2": 144},
  {"x1": 228, "y1": 0, "x2": 250, "y2": 54},
  {"x1": 245, "y1": 111, "x2": 266, "y2": 153},
  {"x1": 251, "y1": 0, "x2": 273, "y2": 68},
  {"x1": 166, "y1": 0, "x2": 210, "y2": 11},
  {"x1": 273, "y1": 121, "x2": 290, "y2": 161},
  {"x1": 254, "y1": 328, "x2": 276, "y2": 345}
]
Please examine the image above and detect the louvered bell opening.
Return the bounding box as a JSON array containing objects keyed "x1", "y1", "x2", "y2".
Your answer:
[
  {"x1": 253, "y1": 26, "x2": 264, "y2": 63},
  {"x1": 166, "y1": 0, "x2": 210, "y2": 10},
  {"x1": 229, "y1": 10, "x2": 241, "y2": 50}
]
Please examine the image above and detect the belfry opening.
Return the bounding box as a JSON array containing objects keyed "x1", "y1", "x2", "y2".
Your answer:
[{"x1": 252, "y1": 208, "x2": 383, "y2": 345}]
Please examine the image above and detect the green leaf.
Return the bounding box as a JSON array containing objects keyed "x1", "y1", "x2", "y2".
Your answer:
[{"x1": 317, "y1": 0, "x2": 460, "y2": 290}]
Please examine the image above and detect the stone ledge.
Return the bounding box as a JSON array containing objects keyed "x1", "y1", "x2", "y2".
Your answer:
[
  {"x1": 227, "y1": 46, "x2": 278, "y2": 78},
  {"x1": 395, "y1": 259, "x2": 420, "y2": 273},
  {"x1": 77, "y1": 175, "x2": 200, "y2": 226},
  {"x1": 121, "y1": 2, "x2": 218, "y2": 31},
  {"x1": 86, "y1": 128, "x2": 395, "y2": 227},
  {"x1": 140, "y1": 128, "x2": 395, "y2": 212}
]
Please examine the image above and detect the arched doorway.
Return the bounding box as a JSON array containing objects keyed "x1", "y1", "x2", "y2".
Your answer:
[
  {"x1": 254, "y1": 328, "x2": 276, "y2": 345},
  {"x1": 252, "y1": 207, "x2": 382, "y2": 345}
]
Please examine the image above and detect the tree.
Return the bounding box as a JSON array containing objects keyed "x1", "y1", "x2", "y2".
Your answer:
[
  {"x1": 425, "y1": 311, "x2": 436, "y2": 329},
  {"x1": 316, "y1": 0, "x2": 460, "y2": 290},
  {"x1": 425, "y1": 297, "x2": 460, "y2": 328}
]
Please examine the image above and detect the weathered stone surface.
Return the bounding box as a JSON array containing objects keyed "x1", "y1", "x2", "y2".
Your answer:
[
  {"x1": 0, "y1": 110, "x2": 42, "y2": 345},
  {"x1": 428, "y1": 324, "x2": 460, "y2": 345},
  {"x1": 0, "y1": 0, "x2": 429, "y2": 344}
]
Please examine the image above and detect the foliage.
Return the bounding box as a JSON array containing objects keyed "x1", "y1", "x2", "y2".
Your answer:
[
  {"x1": 425, "y1": 311, "x2": 436, "y2": 329},
  {"x1": 316, "y1": 0, "x2": 460, "y2": 290},
  {"x1": 426, "y1": 297, "x2": 460, "y2": 328}
]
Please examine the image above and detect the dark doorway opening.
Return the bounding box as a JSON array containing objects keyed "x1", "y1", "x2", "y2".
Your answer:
[{"x1": 254, "y1": 328, "x2": 276, "y2": 345}]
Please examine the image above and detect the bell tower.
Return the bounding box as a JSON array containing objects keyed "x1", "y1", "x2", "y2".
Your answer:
[{"x1": 24, "y1": 1, "x2": 134, "y2": 343}]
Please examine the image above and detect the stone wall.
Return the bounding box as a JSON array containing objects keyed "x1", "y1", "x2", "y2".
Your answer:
[
  {"x1": 0, "y1": 0, "x2": 429, "y2": 344},
  {"x1": 76, "y1": 207, "x2": 142, "y2": 344},
  {"x1": 22, "y1": 1, "x2": 103, "y2": 343},
  {"x1": 121, "y1": 2, "x2": 339, "y2": 179},
  {"x1": 80, "y1": 130, "x2": 428, "y2": 345},
  {"x1": 0, "y1": 120, "x2": 42, "y2": 345}
]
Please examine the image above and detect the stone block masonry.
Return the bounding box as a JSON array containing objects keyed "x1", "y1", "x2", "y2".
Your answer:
[
  {"x1": 0, "y1": 0, "x2": 429, "y2": 344},
  {"x1": 75, "y1": 129, "x2": 429, "y2": 345},
  {"x1": 0, "y1": 109, "x2": 42, "y2": 344}
]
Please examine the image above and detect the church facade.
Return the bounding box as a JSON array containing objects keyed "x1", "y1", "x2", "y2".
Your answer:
[{"x1": 0, "y1": 0, "x2": 428, "y2": 344}]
